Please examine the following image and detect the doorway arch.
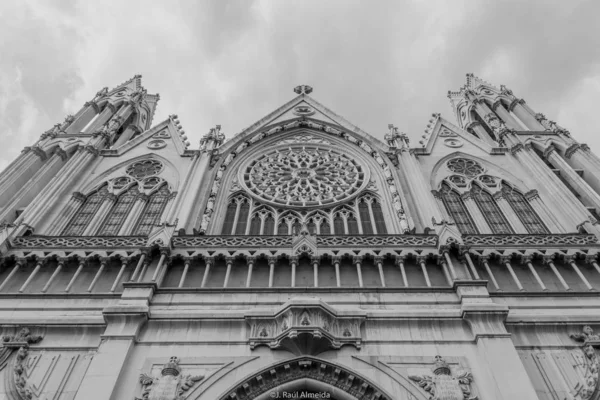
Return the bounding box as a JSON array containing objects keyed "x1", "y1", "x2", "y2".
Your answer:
[{"x1": 218, "y1": 356, "x2": 394, "y2": 400}]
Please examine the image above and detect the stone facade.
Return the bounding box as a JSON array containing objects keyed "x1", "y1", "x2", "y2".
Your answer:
[{"x1": 0, "y1": 74, "x2": 598, "y2": 399}]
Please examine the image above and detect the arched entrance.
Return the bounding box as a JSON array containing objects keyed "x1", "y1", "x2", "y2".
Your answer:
[{"x1": 219, "y1": 356, "x2": 393, "y2": 400}]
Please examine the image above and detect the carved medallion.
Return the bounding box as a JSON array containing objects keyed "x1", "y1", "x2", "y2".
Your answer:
[
  {"x1": 136, "y1": 356, "x2": 204, "y2": 400},
  {"x1": 569, "y1": 326, "x2": 600, "y2": 400}
]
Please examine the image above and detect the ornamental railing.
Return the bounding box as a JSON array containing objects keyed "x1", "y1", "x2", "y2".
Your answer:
[
  {"x1": 462, "y1": 234, "x2": 598, "y2": 247},
  {"x1": 11, "y1": 235, "x2": 148, "y2": 248}
]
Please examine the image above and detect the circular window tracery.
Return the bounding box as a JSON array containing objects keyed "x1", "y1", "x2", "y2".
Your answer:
[
  {"x1": 241, "y1": 147, "x2": 368, "y2": 207},
  {"x1": 446, "y1": 158, "x2": 484, "y2": 178},
  {"x1": 126, "y1": 159, "x2": 163, "y2": 179}
]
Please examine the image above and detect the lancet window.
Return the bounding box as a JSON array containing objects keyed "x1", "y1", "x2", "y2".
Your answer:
[
  {"x1": 220, "y1": 193, "x2": 388, "y2": 235},
  {"x1": 438, "y1": 158, "x2": 551, "y2": 234},
  {"x1": 62, "y1": 178, "x2": 171, "y2": 237},
  {"x1": 440, "y1": 183, "x2": 479, "y2": 234},
  {"x1": 97, "y1": 185, "x2": 140, "y2": 236},
  {"x1": 501, "y1": 183, "x2": 549, "y2": 234},
  {"x1": 471, "y1": 184, "x2": 513, "y2": 234},
  {"x1": 62, "y1": 186, "x2": 109, "y2": 236},
  {"x1": 132, "y1": 185, "x2": 171, "y2": 236}
]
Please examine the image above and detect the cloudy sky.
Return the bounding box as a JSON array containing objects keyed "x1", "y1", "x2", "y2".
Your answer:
[{"x1": 0, "y1": 0, "x2": 599, "y2": 171}]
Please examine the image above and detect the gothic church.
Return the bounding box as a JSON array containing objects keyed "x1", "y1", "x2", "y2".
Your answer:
[{"x1": 0, "y1": 74, "x2": 598, "y2": 399}]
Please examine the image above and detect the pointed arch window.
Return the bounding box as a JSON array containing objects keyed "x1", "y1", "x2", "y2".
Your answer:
[
  {"x1": 440, "y1": 183, "x2": 478, "y2": 234},
  {"x1": 133, "y1": 185, "x2": 170, "y2": 236},
  {"x1": 502, "y1": 184, "x2": 549, "y2": 234},
  {"x1": 371, "y1": 200, "x2": 387, "y2": 234},
  {"x1": 222, "y1": 201, "x2": 237, "y2": 235},
  {"x1": 358, "y1": 201, "x2": 373, "y2": 234},
  {"x1": 63, "y1": 186, "x2": 109, "y2": 236},
  {"x1": 235, "y1": 200, "x2": 250, "y2": 235},
  {"x1": 321, "y1": 219, "x2": 331, "y2": 235},
  {"x1": 333, "y1": 213, "x2": 345, "y2": 234},
  {"x1": 277, "y1": 220, "x2": 289, "y2": 235},
  {"x1": 97, "y1": 185, "x2": 139, "y2": 236},
  {"x1": 347, "y1": 215, "x2": 359, "y2": 234},
  {"x1": 249, "y1": 215, "x2": 261, "y2": 235},
  {"x1": 264, "y1": 215, "x2": 275, "y2": 235},
  {"x1": 471, "y1": 185, "x2": 513, "y2": 234}
]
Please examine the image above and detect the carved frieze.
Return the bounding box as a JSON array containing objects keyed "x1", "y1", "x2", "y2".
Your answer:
[
  {"x1": 409, "y1": 355, "x2": 477, "y2": 400},
  {"x1": 246, "y1": 298, "x2": 365, "y2": 355},
  {"x1": 136, "y1": 356, "x2": 204, "y2": 400}
]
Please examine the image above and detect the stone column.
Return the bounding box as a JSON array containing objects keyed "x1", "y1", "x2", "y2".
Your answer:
[
  {"x1": 86, "y1": 105, "x2": 115, "y2": 134},
  {"x1": 395, "y1": 256, "x2": 408, "y2": 287},
  {"x1": 65, "y1": 101, "x2": 100, "y2": 134},
  {"x1": 118, "y1": 193, "x2": 149, "y2": 235},
  {"x1": 223, "y1": 257, "x2": 234, "y2": 288},
  {"x1": 510, "y1": 100, "x2": 545, "y2": 131},
  {"x1": 461, "y1": 192, "x2": 491, "y2": 233},
  {"x1": 171, "y1": 151, "x2": 203, "y2": 232},
  {"x1": 397, "y1": 149, "x2": 444, "y2": 230},
  {"x1": 48, "y1": 192, "x2": 86, "y2": 235},
  {"x1": 416, "y1": 256, "x2": 431, "y2": 287},
  {"x1": 290, "y1": 256, "x2": 298, "y2": 288},
  {"x1": 312, "y1": 256, "x2": 320, "y2": 288},
  {"x1": 543, "y1": 255, "x2": 570, "y2": 291},
  {"x1": 500, "y1": 255, "x2": 524, "y2": 291},
  {"x1": 268, "y1": 256, "x2": 277, "y2": 288},
  {"x1": 521, "y1": 255, "x2": 547, "y2": 291},
  {"x1": 74, "y1": 282, "x2": 151, "y2": 400},
  {"x1": 332, "y1": 256, "x2": 341, "y2": 288},
  {"x1": 510, "y1": 144, "x2": 590, "y2": 232},
  {"x1": 374, "y1": 256, "x2": 386, "y2": 287},
  {"x1": 459, "y1": 281, "x2": 541, "y2": 399},
  {"x1": 200, "y1": 257, "x2": 213, "y2": 288},
  {"x1": 466, "y1": 122, "x2": 496, "y2": 146},
  {"x1": 524, "y1": 189, "x2": 566, "y2": 233},
  {"x1": 82, "y1": 194, "x2": 117, "y2": 236},
  {"x1": 492, "y1": 100, "x2": 522, "y2": 131},
  {"x1": 353, "y1": 256, "x2": 363, "y2": 288},
  {"x1": 0, "y1": 147, "x2": 43, "y2": 194},
  {"x1": 492, "y1": 191, "x2": 527, "y2": 233},
  {"x1": 546, "y1": 146, "x2": 600, "y2": 211},
  {"x1": 245, "y1": 257, "x2": 255, "y2": 288}
]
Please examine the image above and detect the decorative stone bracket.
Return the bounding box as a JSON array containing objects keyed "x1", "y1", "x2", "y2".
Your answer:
[{"x1": 246, "y1": 297, "x2": 365, "y2": 355}]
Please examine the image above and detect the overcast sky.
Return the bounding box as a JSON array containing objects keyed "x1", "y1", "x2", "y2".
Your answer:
[{"x1": 0, "y1": 0, "x2": 599, "y2": 172}]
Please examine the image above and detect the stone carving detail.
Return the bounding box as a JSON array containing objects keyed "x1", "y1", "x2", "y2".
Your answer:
[
  {"x1": 463, "y1": 234, "x2": 598, "y2": 246},
  {"x1": 569, "y1": 326, "x2": 600, "y2": 400},
  {"x1": 317, "y1": 235, "x2": 438, "y2": 247},
  {"x1": 126, "y1": 159, "x2": 163, "y2": 179},
  {"x1": 13, "y1": 236, "x2": 147, "y2": 248},
  {"x1": 221, "y1": 357, "x2": 390, "y2": 400},
  {"x1": 136, "y1": 356, "x2": 204, "y2": 400},
  {"x1": 243, "y1": 147, "x2": 366, "y2": 207},
  {"x1": 147, "y1": 139, "x2": 167, "y2": 149},
  {"x1": 447, "y1": 158, "x2": 484, "y2": 178},
  {"x1": 1, "y1": 328, "x2": 43, "y2": 400},
  {"x1": 246, "y1": 298, "x2": 364, "y2": 355},
  {"x1": 409, "y1": 355, "x2": 477, "y2": 400},
  {"x1": 292, "y1": 226, "x2": 317, "y2": 255},
  {"x1": 276, "y1": 135, "x2": 330, "y2": 145}
]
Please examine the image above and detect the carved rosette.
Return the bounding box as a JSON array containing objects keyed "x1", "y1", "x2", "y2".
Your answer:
[
  {"x1": 570, "y1": 326, "x2": 600, "y2": 400},
  {"x1": 409, "y1": 355, "x2": 477, "y2": 400},
  {"x1": 246, "y1": 298, "x2": 365, "y2": 355},
  {"x1": 136, "y1": 356, "x2": 204, "y2": 400}
]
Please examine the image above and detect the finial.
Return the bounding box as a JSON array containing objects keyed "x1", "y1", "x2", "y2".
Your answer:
[{"x1": 294, "y1": 85, "x2": 313, "y2": 95}]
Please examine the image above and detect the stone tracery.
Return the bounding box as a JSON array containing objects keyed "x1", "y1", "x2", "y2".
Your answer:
[{"x1": 243, "y1": 147, "x2": 366, "y2": 207}]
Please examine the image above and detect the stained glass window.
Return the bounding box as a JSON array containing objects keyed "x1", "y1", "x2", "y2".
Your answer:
[
  {"x1": 502, "y1": 183, "x2": 549, "y2": 234},
  {"x1": 277, "y1": 221, "x2": 289, "y2": 235},
  {"x1": 347, "y1": 215, "x2": 359, "y2": 234},
  {"x1": 321, "y1": 220, "x2": 331, "y2": 235},
  {"x1": 97, "y1": 186, "x2": 139, "y2": 236},
  {"x1": 471, "y1": 185, "x2": 513, "y2": 234},
  {"x1": 249, "y1": 215, "x2": 261, "y2": 235},
  {"x1": 133, "y1": 185, "x2": 170, "y2": 236},
  {"x1": 440, "y1": 183, "x2": 478, "y2": 234},
  {"x1": 63, "y1": 186, "x2": 109, "y2": 236}
]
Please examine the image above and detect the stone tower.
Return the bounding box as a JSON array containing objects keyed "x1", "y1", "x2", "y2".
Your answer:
[{"x1": 0, "y1": 74, "x2": 598, "y2": 399}]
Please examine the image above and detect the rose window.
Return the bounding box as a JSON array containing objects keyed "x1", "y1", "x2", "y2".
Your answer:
[
  {"x1": 126, "y1": 160, "x2": 163, "y2": 179},
  {"x1": 446, "y1": 158, "x2": 484, "y2": 178},
  {"x1": 242, "y1": 147, "x2": 367, "y2": 207}
]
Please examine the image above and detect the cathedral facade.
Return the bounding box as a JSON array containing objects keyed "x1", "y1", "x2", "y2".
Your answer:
[{"x1": 0, "y1": 74, "x2": 598, "y2": 399}]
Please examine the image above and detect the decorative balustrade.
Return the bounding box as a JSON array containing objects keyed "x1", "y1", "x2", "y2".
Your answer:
[
  {"x1": 12, "y1": 235, "x2": 147, "y2": 248},
  {"x1": 463, "y1": 234, "x2": 598, "y2": 247}
]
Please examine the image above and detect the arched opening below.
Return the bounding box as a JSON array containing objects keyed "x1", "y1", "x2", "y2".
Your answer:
[{"x1": 253, "y1": 379, "x2": 356, "y2": 400}]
